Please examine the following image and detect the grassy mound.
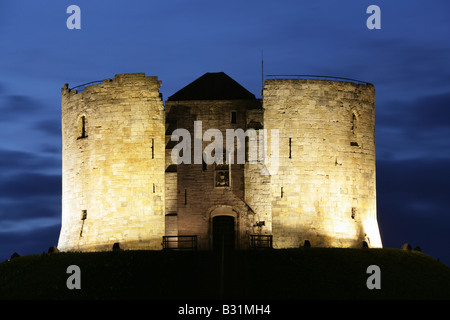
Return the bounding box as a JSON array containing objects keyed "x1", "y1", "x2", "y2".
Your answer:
[{"x1": 0, "y1": 248, "x2": 449, "y2": 300}]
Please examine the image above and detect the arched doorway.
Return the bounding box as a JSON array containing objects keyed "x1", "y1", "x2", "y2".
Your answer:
[{"x1": 213, "y1": 215, "x2": 235, "y2": 251}]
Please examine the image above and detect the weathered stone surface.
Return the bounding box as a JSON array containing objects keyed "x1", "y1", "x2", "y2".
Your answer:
[
  {"x1": 252, "y1": 79, "x2": 382, "y2": 249},
  {"x1": 57, "y1": 74, "x2": 383, "y2": 252},
  {"x1": 165, "y1": 98, "x2": 261, "y2": 250},
  {"x1": 58, "y1": 73, "x2": 165, "y2": 252}
]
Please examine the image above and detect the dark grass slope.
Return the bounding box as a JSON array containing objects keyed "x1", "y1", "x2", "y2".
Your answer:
[{"x1": 0, "y1": 248, "x2": 449, "y2": 300}]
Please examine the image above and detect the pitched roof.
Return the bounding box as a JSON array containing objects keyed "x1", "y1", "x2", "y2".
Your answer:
[{"x1": 168, "y1": 72, "x2": 256, "y2": 101}]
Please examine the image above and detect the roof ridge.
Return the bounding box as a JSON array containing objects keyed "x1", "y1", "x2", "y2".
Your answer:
[{"x1": 168, "y1": 72, "x2": 256, "y2": 101}]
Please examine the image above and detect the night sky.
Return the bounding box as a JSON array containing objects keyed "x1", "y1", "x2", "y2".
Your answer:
[{"x1": 1, "y1": 1, "x2": 449, "y2": 266}]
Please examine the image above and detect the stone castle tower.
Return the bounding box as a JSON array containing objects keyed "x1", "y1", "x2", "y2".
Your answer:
[{"x1": 57, "y1": 72, "x2": 382, "y2": 252}]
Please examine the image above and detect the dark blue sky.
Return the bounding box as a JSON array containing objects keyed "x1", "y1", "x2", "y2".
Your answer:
[{"x1": 1, "y1": 1, "x2": 449, "y2": 265}]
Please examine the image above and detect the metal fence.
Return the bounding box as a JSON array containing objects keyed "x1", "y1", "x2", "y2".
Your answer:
[
  {"x1": 249, "y1": 235, "x2": 273, "y2": 249},
  {"x1": 265, "y1": 75, "x2": 369, "y2": 85},
  {"x1": 163, "y1": 235, "x2": 197, "y2": 250},
  {"x1": 69, "y1": 80, "x2": 104, "y2": 93}
]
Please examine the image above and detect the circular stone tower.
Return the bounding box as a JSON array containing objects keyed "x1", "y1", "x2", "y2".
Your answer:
[
  {"x1": 57, "y1": 73, "x2": 165, "y2": 252},
  {"x1": 262, "y1": 78, "x2": 382, "y2": 248}
]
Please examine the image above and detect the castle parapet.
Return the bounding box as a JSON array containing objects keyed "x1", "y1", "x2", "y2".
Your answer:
[
  {"x1": 254, "y1": 76, "x2": 381, "y2": 248},
  {"x1": 58, "y1": 73, "x2": 166, "y2": 252}
]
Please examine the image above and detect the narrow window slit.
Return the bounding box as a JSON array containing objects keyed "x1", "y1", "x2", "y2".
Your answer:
[
  {"x1": 202, "y1": 156, "x2": 207, "y2": 171},
  {"x1": 77, "y1": 115, "x2": 88, "y2": 139},
  {"x1": 351, "y1": 207, "x2": 358, "y2": 220},
  {"x1": 151, "y1": 139, "x2": 154, "y2": 159},
  {"x1": 231, "y1": 111, "x2": 237, "y2": 124},
  {"x1": 289, "y1": 138, "x2": 292, "y2": 159},
  {"x1": 80, "y1": 210, "x2": 87, "y2": 237},
  {"x1": 351, "y1": 112, "x2": 357, "y2": 134}
]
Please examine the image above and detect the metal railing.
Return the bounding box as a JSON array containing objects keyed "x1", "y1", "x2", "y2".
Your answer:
[
  {"x1": 249, "y1": 234, "x2": 273, "y2": 249},
  {"x1": 70, "y1": 80, "x2": 104, "y2": 92},
  {"x1": 163, "y1": 235, "x2": 197, "y2": 250},
  {"x1": 265, "y1": 75, "x2": 370, "y2": 85}
]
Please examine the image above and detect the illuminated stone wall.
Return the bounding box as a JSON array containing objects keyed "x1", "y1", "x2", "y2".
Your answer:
[
  {"x1": 256, "y1": 79, "x2": 382, "y2": 248},
  {"x1": 58, "y1": 73, "x2": 165, "y2": 252},
  {"x1": 164, "y1": 100, "x2": 261, "y2": 250},
  {"x1": 57, "y1": 73, "x2": 383, "y2": 252}
]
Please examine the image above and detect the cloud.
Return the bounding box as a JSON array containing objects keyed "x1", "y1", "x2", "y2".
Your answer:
[
  {"x1": 0, "y1": 149, "x2": 60, "y2": 176},
  {"x1": 336, "y1": 34, "x2": 450, "y2": 101},
  {"x1": 0, "y1": 87, "x2": 61, "y2": 153},
  {"x1": 0, "y1": 148, "x2": 61, "y2": 235},
  {"x1": 33, "y1": 119, "x2": 61, "y2": 136},
  {"x1": 0, "y1": 168, "x2": 61, "y2": 234},
  {"x1": 0, "y1": 94, "x2": 42, "y2": 120},
  {"x1": 377, "y1": 158, "x2": 450, "y2": 214},
  {"x1": 378, "y1": 92, "x2": 450, "y2": 131},
  {"x1": 376, "y1": 91, "x2": 450, "y2": 160},
  {"x1": 0, "y1": 81, "x2": 62, "y2": 260},
  {"x1": 0, "y1": 151, "x2": 61, "y2": 260},
  {"x1": 0, "y1": 172, "x2": 60, "y2": 199},
  {"x1": 376, "y1": 158, "x2": 450, "y2": 264},
  {"x1": 0, "y1": 224, "x2": 61, "y2": 261},
  {"x1": 0, "y1": 197, "x2": 60, "y2": 221}
]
